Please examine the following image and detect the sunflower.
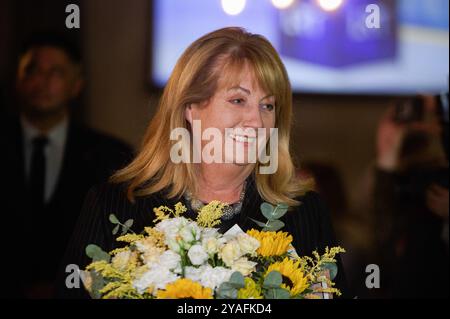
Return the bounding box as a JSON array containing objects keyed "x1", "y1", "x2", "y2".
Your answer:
[
  {"x1": 156, "y1": 278, "x2": 213, "y2": 299},
  {"x1": 246, "y1": 229, "x2": 293, "y2": 257},
  {"x1": 237, "y1": 278, "x2": 263, "y2": 299},
  {"x1": 266, "y1": 257, "x2": 309, "y2": 296}
]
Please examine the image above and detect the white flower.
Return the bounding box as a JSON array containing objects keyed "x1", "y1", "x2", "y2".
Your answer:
[
  {"x1": 236, "y1": 233, "x2": 260, "y2": 256},
  {"x1": 201, "y1": 228, "x2": 219, "y2": 240},
  {"x1": 219, "y1": 240, "x2": 242, "y2": 267},
  {"x1": 199, "y1": 266, "x2": 234, "y2": 290},
  {"x1": 179, "y1": 222, "x2": 201, "y2": 243},
  {"x1": 132, "y1": 266, "x2": 179, "y2": 294},
  {"x1": 202, "y1": 237, "x2": 220, "y2": 255},
  {"x1": 184, "y1": 266, "x2": 205, "y2": 282},
  {"x1": 158, "y1": 250, "x2": 181, "y2": 270},
  {"x1": 155, "y1": 217, "x2": 187, "y2": 242},
  {"x1": 187, "y1": 244, "x2": 209, "y2": 266},
  {"x1": 167, "y1": 238, "x2": 182, "y2": 253},
  {"x1": 111, "y1": 250, "x2": 133, "y2": 271},
  {"x1": 179, "y1": 226, "x2": 195, "y2": 243},
  {"x1": 231, "y1": 257, "x2": 257, "y2": 276},
  {"x1": 184, "y1": 265, "x2": 234, "y2": 291},
  {"x1": 135, "y1": 238, "x2": 164, "y2": 266}
]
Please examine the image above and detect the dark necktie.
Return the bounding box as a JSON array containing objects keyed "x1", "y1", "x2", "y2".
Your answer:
[{"x1": 29, "y1": 135, "x2": 49, "y2": 211}]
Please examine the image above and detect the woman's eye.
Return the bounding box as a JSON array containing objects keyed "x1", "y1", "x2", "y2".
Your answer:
[
  {"x1": 261, "y1": 103, "x2": 275, "y2": 111},
  {"x1": 230, "y1": 98, "x2": 245, "y2": 105}
]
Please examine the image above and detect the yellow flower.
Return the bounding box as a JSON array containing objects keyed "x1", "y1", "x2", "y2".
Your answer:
[
  {"x1": 237, "y1": 278, "x2": 263, "y2": 299},
  {"x1": 266, "y1": 257, "x2": 309, "y2": 296},
  {"x1": 196, "y1": 201, "x2": 227, "y2": 228},
  {"x1": 153, "y1": 206, "x2": 173, "y2": 223},
  {"x1": 174, "y1": 202, "x2": 187, "y2": 217},
  {"x1": 116, "y1": 233, "x2": 144, "y2": 244},
  {"x1": 156, "y1": 279, "x2": 213, "y2": 299},
  {"x1": 246, "y1": 229, "x2": 293, "y2": 257}
]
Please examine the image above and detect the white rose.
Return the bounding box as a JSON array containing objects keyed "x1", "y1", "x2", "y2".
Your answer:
[
  {"x1": 187, "y1": 244, "x2": 209, "y2": 266},
  {"x1": 231, "y1": 257, "x2": 257, "y2": 276},
  {"x1": 236, "y1": 233, "x2": 260, "y2": 256},
  {"x1": 158, "y1": 250, "x2": 181, "y2": 270},
  {"x1": 219, "y1": 241, "x2": 242, "y2": 267}
]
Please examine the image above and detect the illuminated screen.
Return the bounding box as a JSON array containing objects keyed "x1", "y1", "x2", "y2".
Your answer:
[{"x1": 151, "y1": 0, "x2": 449, "y2": 94}]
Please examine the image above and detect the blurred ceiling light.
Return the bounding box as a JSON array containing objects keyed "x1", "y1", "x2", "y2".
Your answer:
[
  {"x1": 317, "y1": 0, "x2": 343, "y2": 11},
  {"x1": 271, "y1": 0, "x2": 295, "y2": 10},
  {"x1": 221, "y1": 0, "x2": 246, "y2": 16}
]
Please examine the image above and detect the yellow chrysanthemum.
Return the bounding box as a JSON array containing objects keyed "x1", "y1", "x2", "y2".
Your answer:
[
  {"x1": 247, "y1": 229, "x2": 293, "y2": 257},
  {"x1": 266, "y1": 257, "x2": 309, "y2": 296},
  {"x1": 237, "y1": 278, "x2": 263, "y2": 299},
  {"x1": 156, "y1": 279, "x2": 213, "y2": 299}
]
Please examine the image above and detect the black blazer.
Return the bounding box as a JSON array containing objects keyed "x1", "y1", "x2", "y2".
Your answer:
[
  {"x1": 57, "y1": 175, "x2": 350, "y2": 298},
  {"x1": 0, "y1": 116, "x2": 133, "y2": 297}
]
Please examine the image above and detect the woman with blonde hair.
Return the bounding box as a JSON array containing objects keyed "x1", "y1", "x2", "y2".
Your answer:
[{"x1": 59, "y1": 27, "x2": 348, "y2": 298}]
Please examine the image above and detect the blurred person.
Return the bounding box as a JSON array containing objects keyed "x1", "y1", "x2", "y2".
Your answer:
[
  {"x1": 373, "y1": 94, "x2": 449, "y2": 298},
  {"x1": 0, "y1": 33, "x2": 133, "y2": 298}
]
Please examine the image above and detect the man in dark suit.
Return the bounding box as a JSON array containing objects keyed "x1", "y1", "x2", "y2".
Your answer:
[{"x1": 0, "y1": 33, "x2": 133, "y2": 298}]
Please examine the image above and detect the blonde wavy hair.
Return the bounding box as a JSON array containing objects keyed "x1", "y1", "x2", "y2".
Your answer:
[{"x1": 112, "y1": 27, "x2": 312, "y2": 206}]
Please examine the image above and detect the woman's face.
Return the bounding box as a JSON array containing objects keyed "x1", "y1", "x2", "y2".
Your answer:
[{"x1": 185, "y1": 63, "x2": 276, "y2": 166}]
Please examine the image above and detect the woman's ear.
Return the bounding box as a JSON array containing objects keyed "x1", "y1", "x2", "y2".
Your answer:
[{"x1": 185, "y1": 104, "x2": 193, "y2": 125}]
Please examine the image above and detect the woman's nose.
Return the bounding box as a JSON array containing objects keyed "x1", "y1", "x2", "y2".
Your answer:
[{"x1": 242, "y1": 103, "x2": 264, "y2": 128}]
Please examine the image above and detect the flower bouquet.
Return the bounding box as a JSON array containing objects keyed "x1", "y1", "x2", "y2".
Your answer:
[{"x1": 81, "y1": 201, "x2": 344, "y2": 299}]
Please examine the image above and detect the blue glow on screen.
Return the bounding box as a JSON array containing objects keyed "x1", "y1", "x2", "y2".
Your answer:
[{"x1": 151, "y1": 0, "x2": 449, "y2": 94}]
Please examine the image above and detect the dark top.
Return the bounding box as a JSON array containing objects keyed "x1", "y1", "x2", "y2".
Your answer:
[
  {"x1": 57, "y1": 175, "x2": 350, "y2": 298},
  {"x1": 0, "y1": 115, "x2": 133, "y2": 298}
]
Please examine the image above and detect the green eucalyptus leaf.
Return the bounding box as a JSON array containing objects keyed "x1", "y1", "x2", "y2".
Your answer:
[
  {"x1": 264, "y1": 287, "x2": 291, "y2": 299},
  {"x1": 216, "y1": 283, "x2": 238, "y2": 299},
  {"x1": 124, "y1": 219, "x2": 134, "y2": 229},
  {"x1": 109, "y1": 214, "x2": 119, "y2": 224},
  {"x1": 249, "y1": 218, "x2": 268, "y2": 228},
  {"x1": 228, "y1": 271, "x2": 245, "y2": 289},
  {"x1": 263, "y1": 220, "x2": 285, "y2": 232},
  {"x1": 112, "y1": 224, "x2": 120, "y2": 235},
  {"x1": 260, "y1": 202, "x2": 275, "y2": 221},
  {"x1": 85, "y1": 244, "x2": 110, "y2": 262},
  {"x1": 271, "y1": 204, "x2": 289, "y2": 219},
  {"x1": 120, "y1": 226, "x2": 129, "y2": 236},
  {"x1": 263, "y1": 271, "x2": 283, "y2": 289}
]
